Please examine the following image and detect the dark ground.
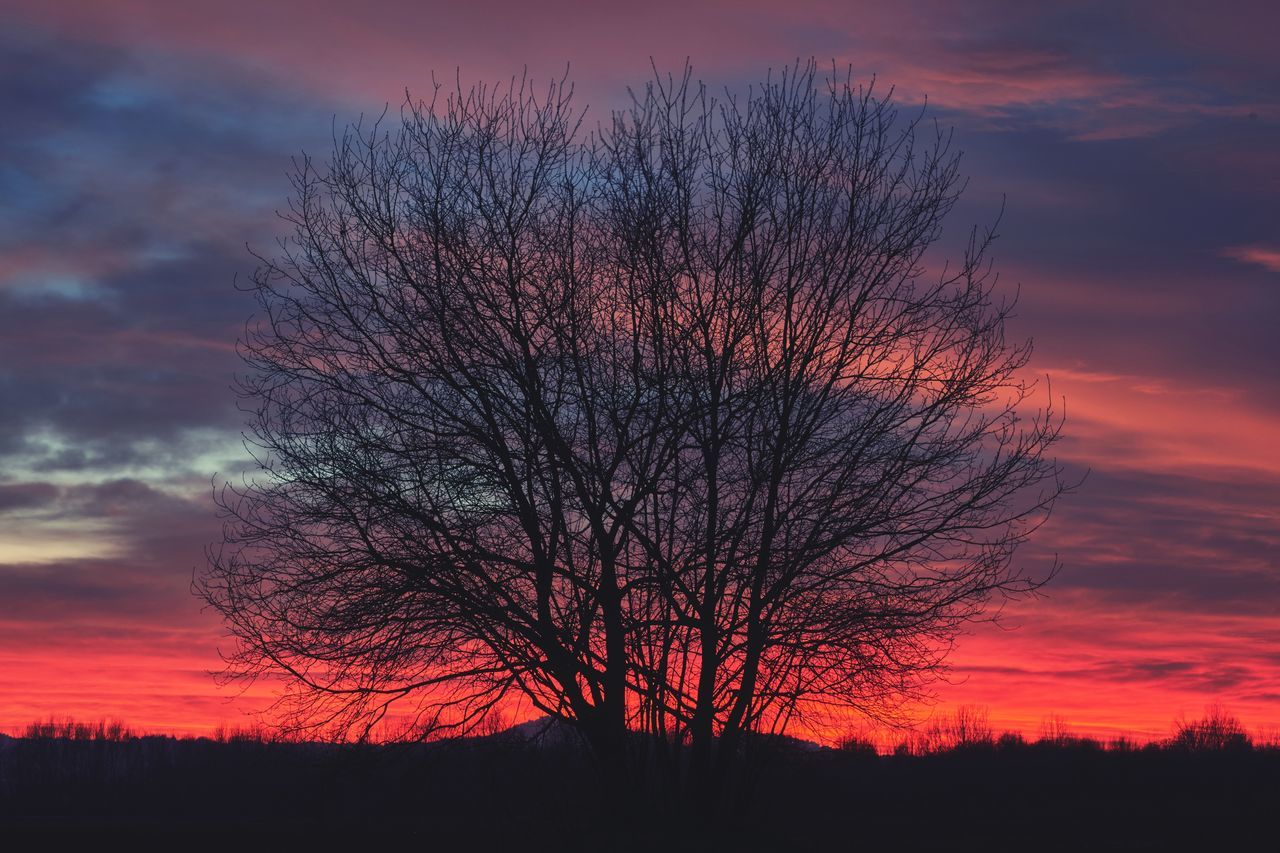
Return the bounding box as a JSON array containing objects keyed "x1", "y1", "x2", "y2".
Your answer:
[{"x1": 2, "y1": 730, "x2": 1276, "y2": 850}]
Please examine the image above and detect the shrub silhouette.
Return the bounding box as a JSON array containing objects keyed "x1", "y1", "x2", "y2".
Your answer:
[
  {"x1": 996, "y1": 731, "x2": 1025, "y2": 749},
  {"x1": 1038, "y1": 713, "x2": 1075, "y2": 745},
  {"x1": 836, "y1": 732, "x2": 878, "y2": 757},
  {"x1": 1171, "y1": 707, "x2": 1251, "y2": 751}
]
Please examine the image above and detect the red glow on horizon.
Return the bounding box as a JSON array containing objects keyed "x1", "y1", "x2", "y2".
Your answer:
[{"x1": 3, "y1": 363, "x2": 1279, "y2": 742}]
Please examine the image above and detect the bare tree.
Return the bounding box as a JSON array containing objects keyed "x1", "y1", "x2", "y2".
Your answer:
[{"x1": 200, "y1": 61, "x2": 1067, "y2": 813}]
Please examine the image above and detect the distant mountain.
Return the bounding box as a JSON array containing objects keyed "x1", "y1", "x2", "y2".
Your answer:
[
  {"x1": 498, "y1": 716, "x2": 588, "y2": 749},
  {"x1": 477, "y1": 716, "x2": 826, "y2": 753}
]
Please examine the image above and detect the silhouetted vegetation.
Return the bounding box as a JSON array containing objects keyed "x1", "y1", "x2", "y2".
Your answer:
[
  {"x1": 3, "y1": 710, "x2": 1276, "y2": 849},
  {"x1": 1170, "y1": 704, "x2": 1252, "y2": 752},
  {"x1": 21, "y1": 717, "x2": 134, "y2": 742},
  {"x1": 200, "y1": 60, "x2": 1068, "y2": 815}
]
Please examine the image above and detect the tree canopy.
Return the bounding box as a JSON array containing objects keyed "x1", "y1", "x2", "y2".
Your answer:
[{"x1": 200, "y1": 61, "x2": 1066, "y2": 806}]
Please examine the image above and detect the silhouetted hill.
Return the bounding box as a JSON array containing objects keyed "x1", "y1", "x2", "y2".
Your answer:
[
  {"x1": 482, "y1": 715, "x2": 827, "y2": 753},
  {"x1": 487, "y1": 714, "x2": 589, "y2": 750}
]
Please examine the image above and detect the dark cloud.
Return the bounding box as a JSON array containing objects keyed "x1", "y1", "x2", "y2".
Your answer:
[
  {"x1": 950, "y1": 120, "x2": 1280, "y2": 400},
  {"x1": 1016, "y1": 466, "x2": 1280, "y2": 613},
  {"x1": 0, "y1": 27, "x2": 338, "y2": 475},
  {"x1": 0, "y1": 482, "x2": 59, "y2": 512},
  {"x1": 0, "y1": 246, "x2": 251, "y2": 465},
  {"x1": 963, "y1": 657, "x2": 1262, "y2": 695},
  {"x1": 0, "y1": 478, "x2": 217, "y2": 621}
]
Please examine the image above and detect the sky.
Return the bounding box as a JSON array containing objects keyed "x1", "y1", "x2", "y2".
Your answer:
[{"x1": 1, "y1": 0, "x2": 1277, "y2": 742}]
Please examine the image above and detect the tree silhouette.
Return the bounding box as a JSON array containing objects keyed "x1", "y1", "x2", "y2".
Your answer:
[{"x1": 199, "y1": 61, "x2": 1066, "y2": 813}]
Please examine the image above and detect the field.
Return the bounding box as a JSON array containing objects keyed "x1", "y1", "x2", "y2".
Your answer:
[{"x1": 2, "y1": 716, "x2": 1276, "y2": 850}]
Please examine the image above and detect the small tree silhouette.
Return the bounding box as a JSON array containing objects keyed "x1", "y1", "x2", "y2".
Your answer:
[
  {"x1": 942, "y1": 705, "x2": 995, "y2": 748},
  {"x1": 1172, "y1": 707, "x2": 1251, "y2": 751},
  {"x1": 1038, "y1": 713, "x2": 1075, "y2": 745}
]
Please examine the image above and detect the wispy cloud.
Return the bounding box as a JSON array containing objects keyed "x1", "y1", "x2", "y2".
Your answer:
[
  {"x1": 1030, "y1": 365, "x2": 1280, "y2": 475},
  {"x1": 1223, "y1": 245, "x2": 1280, "y2": 273}
]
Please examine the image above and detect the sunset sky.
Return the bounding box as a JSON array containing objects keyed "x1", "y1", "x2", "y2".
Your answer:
[{"x1": 1, "y1": 1, "x2": 1277, "y2": 742}]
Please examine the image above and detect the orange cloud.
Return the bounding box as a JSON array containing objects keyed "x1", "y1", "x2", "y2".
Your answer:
[{"x1": 1029, "y1": 364, "x2": 1280, "y2": 476}]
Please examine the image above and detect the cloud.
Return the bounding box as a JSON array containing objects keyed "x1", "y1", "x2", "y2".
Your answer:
[
  {"x1": 1009, "y1": 457, "x2": 1280, "y2": 618},
  {"x1": 1223, "y1": 245, "x2": 1280, "y2": 273},
  {"x1": 1031, "y1": 366, "x2": 1280, "y2": 475},
  {"x1": 0, "y1": 475, "x2": 271, "y2": 733},
  {"x1": 0, "y1": 482, "x2": 59, "y2": 512},
  {"x1": 940, "y1": 594, "x2": 1280, "y2": 738},
  {"x1": 0, "y1": 28, "x2": 336, "y2": 483},
  {"x1": 0, "y1": 477, "x2": 213, "y2": 565}
]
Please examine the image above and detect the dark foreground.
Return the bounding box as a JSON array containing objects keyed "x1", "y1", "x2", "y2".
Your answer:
[{"x1": 2, "y1": 730, "x2": 1276, "y2": 850}]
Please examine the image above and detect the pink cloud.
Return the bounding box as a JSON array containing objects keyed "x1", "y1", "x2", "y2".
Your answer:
[
  {"x1": 8, "y1": 0, "x2": 1263, "y2": 143},
  {"x1": 4, "y1": 0, "x2": 796, "y2": 107},
  {"x1": 1026, "y1": 364, "x2": 1280, "y2": 476},
  {"x1": 1223, "y1": 245, "x2": 1280, "y2": 273}
]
